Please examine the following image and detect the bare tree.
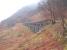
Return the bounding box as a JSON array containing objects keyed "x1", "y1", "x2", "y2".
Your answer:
[
  {"x1": 47, "y1": 0, "x2": 65, "y2": 33},
  {"x1": 57, "y1": 0, "x2": 65, "y2": 34},
  {"x1": 47, "y1": 0, "x2": 56, "y2": 24},
  {"x1": 39, "y1": 0, "x2": 65, "y2": 28},
  {"x1": 39, "y1": 0, "x2": 56, "y2": 24}
]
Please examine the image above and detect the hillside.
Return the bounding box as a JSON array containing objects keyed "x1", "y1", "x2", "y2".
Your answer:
[
  {"x1": 0, "y1": 5, "x2": 39, "y2": 29},
  {"x1": 0, "y1": 20, "x2": 66, "y2": 50},
  {"x1": 0, "y1": 4, "x2": 51, "y2": 31},
  {"x1": 0, "y1": 1, "x2": 67, "y2": 50}
]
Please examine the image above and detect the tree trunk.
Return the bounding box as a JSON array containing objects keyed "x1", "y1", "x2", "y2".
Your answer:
[
  {"x1": 50, "y1": 8, "x2": 55, "y2": 24},
  {"x1": 61, "y1": 16, "x2": 65, "y2": 34}
]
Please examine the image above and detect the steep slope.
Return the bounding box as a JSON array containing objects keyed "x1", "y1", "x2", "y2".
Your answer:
[
  {"x1": 0, "y1": 22, "x2": 63, "y2": 50},
  {"x1": 0, "y1": 2, "x2": 67, "y2": 50},
  {"x1": 0, "y1": 5, "x2": 40, "y2": 29},
  {"x1": 0, "y1": 23, "x2": 34, "y2": 50},
  {"x1": 0, "y1": 4, "x2": 51, "y2": 31}
]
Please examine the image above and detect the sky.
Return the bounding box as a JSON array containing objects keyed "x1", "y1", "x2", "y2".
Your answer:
[{"x1": 0, "y1": 0, "x2": 41, "y2": 22}]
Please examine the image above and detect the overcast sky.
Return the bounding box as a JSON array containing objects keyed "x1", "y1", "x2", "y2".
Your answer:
[{"x1": 0, "y1": 0, "x2": 41, "y2": 22}]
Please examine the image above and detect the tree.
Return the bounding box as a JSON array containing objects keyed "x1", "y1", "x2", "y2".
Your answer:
[
  {"x1": 56, "y1": 0, "x2": 65, "y2": 34},
  {"x1": 39, "y1": 0, "x2": 56, "y2": 24},
  {"x1": 39, "y1": 0, "x2": 66, "y2": 29},
  {"x1": 47, "y1": 0, "x2": 56, "y2": 24},
  {"x1": 47, "y1": 0, "x2": 65, "y2": 33}
]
